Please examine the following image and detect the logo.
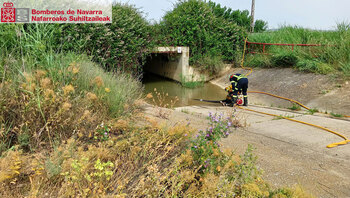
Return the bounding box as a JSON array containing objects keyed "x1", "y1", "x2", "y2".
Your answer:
[
  {"x1": 1, "y1": 2, "x2": 16, "y2": 22},
  {"x1": 1, "y1": 2, "x2": 30, "y2": 23}
]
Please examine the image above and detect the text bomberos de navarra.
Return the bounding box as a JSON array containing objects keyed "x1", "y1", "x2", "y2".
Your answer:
[{"x1": 31, "y1": 9, "x2": 110, "y2": 22}]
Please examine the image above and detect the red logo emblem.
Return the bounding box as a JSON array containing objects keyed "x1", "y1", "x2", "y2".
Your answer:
[{"x1": 1, "y1": 2, "x2": 16, "y2": 23}]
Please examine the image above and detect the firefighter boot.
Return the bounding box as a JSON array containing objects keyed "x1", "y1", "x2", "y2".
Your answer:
[{"x1": 243, "y1": 97, "x2": 248, "y2": 106}]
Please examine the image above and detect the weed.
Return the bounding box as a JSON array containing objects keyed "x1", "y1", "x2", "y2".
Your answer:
[
  {"x1": 307, "y1": 108, "x2": 319, "y2": 115},
  {"x1": 180, "y1": 74, "x2": 205, "y2": 88},
  {"x1": 320, "y1": 89, "x2": 329, "y2": 94},
  {"x1": 248, "y1": 24, "x2": 350, "y2": 76},
  {"x1": 271, "y1": 51, "x2": 299, "y2": 67},
  {"x1": 0, "y1": 54, "x2": 142, "y2": 153},
  {"x1": 288, "y1": 104, "x2": 301, "y2": 111},
  {"x1": 232, "y1": 144, "x2": 260, "y2": 184},
  {"x1": 195, "y1": 54, "x2": 225, "y2": 75},
  {"x1": 190, "y1": 112, "x2": 237, "y2": 174},
  {"x1": 330, "y1": 112, "x2": 344, "y2": 117},
  {"x1": 94, "y1": 123, "x2": 111, "y2": 142},
  {"x1": 273, "y1": 114, "x2": 295, "y2": 120},
  {"x1": 245, "y1": 54, "x2": 272, "y2": 68},
  {"x1": 149, "y1": 88, "x2": 179, "y2": 119}
]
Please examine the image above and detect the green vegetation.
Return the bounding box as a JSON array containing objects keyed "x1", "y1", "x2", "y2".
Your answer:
[
  {"x1": 0, "y1": 105, "x2": 312, "y2": 197},
  {"x1": 330, "y1": 112, "x2": 344, "y2": 118},
  {"x1": 307, "y1": 108, "x2": 319, "y2": 115},
  {"x1": 61, "y1": 3, "x2": 154, "y2": 73},
  {"x1": 0, "y1": 3, "x2": 154, "y2": 74},
  {"x1": 0, "y1": 54, "x2": 142, "y2": 154},
  {"x1": 208, "y1": 1, "x2": 268, "y2": 32},
  {"x1": 0, "y1": 1, "x2": 314, "y2": 197},
  {"x1": 153, "y1": 0, "x2": 268, "y2": 75},
  {"x1": 196, "y1": 54, "x2": 225, "y2": 75},
  {"x1": 181, "y1": 80, "x2": 205, "y2": 89},
  {"x1": 288, "y1": 104, "x2": 301, "y2": 111},
  {"x1": 155, "y1": 0, "x2": 247, "y2": 72},
  {"x1": 273, "y1": 114, "x2": 295, "y2": 120},
  {"x1": 246, "y1": 24, "x2": 350, "y2": 76},
  {"x1": 180, "y1": 74, "x2": 205, "y2": 88}
]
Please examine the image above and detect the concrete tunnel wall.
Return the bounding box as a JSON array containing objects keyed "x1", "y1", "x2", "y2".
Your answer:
[{"x1": 144, "y1": 47, "x2": 205, "y2": 82}]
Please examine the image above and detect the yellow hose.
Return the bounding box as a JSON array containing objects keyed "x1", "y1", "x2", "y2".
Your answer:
[
  {"x1": 237, "y1": 106, "x2": 350, "y2": 148},
  {"x1": 235, "y1": 37, "x2": 350, "y2": 148},
  {"x1": 248, "y1": 91, "x2": 310, "y2": 110}
]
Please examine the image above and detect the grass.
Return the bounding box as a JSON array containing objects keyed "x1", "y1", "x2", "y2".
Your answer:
[
  {"x1": 330, "y1": 112, "x2": 344, "y2": 118},
  {"x1": 179, "y1": 74, "x2": 205, "y2": 88},
  {"x1": 307, "y1": 108, "x2": 319, "y2": 115},
  {"x1": 0, "y1": 53, "x2": 142, "y2": 154},
  {"x1": 0, "y1": 16, "x2": 313, "y2": 198},
  {"x1": 195, "y1": 54, "x2": 226, "y2": 75},
  {"x1": 288, "y1": 104, "x2": 301, "y2": 111},
  {"x1": 0, "y1": 55, "x2": 313, "y2": 196},
  {"x1": 0, "y1": 108, "x2": 313, "y2": 197},
  {"x1": 246, "y1": 24, "x2": 350, "y2": 76},
  {"x1": 273, "y1": 114, "x2": 295, "y2": 120}
]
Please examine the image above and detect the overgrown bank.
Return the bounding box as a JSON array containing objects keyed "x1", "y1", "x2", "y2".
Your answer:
[{"x1": 245, "y1": 25, "x2": 350, "y2": 77}]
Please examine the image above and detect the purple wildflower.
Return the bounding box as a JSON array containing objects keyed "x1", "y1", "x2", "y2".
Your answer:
[{"x1": 228, "y1": 122, "x2": 232, "y2": 127}]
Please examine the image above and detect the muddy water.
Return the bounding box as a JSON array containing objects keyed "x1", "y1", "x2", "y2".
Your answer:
[{"x1": 143, "y1": 73, "x2": 227, "y2": 107}]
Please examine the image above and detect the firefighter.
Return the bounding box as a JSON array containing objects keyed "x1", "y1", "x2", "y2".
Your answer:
[
  {"x1": 229, "y1": 73, "x2": 248, "y2": 106},
  {"x1": 220, "y1": 85, "x2": 234, "y2": 106}
]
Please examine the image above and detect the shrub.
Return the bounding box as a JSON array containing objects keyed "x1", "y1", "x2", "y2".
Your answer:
[
  {"x1": 196, "y1": 54, "x2": 225, "y2": 75},
  {"x1": 296, "y1": 59, "x2": 334, "y2": 74},
  {"x1": 248, "y1": 24, "x2": 350, "y2": 75},
  {"x1": 157, "y1": 0, "x2": 247, "y2": 70},
  {"x1": 0, "y1": 24, "x2": 18, "y2": 55},
  {"x1": 245, "y1": 54, "x2": 272, "y2": 68},
  {"x1": 0, "y1": 53, "x2": 142, "y2": 154},
  {"x1": 61, "y1": 3, "x2": 154, "y2": 73},
  {"x1": 208, "y1": 1, "x2": 268, "y2": 32},
  {"x1": 271, "y1": 51, "x2": 298, "y2": 67},
  {"x1": 254, "y1": 20, "x2": 268, "y2": 32},
  {"x1": 340, "y1": 62, "x2": 350, "y2": 77},
  {"x1": 0, "y1": 24, "x2": 61, "y2": 61}
]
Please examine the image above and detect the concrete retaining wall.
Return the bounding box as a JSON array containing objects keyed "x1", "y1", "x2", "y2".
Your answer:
[{"x1": 144, "y1": 46, "x2": 231, "y2": 82}]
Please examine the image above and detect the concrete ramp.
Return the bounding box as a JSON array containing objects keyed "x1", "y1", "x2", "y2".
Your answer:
[{"x1": 174, "y1": 104, "x2": 350, "y2": 197}]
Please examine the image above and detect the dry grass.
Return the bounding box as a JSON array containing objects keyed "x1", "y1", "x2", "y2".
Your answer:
[
  {"x1": 147, "y1": 88, "x2": 179, "y2": 119},
  {"x1": 0, "y1": 54, "x2": 313, "y2": 197}
]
